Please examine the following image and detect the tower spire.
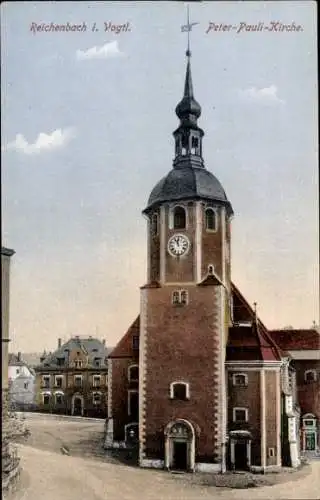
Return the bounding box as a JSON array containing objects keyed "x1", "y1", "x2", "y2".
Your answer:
[
  {"x1": 186, "y1": 4, "x2": 191, "y2": 58},
  {"x1": 173, "y1": 10, "x2": 204, "y2": 169}
]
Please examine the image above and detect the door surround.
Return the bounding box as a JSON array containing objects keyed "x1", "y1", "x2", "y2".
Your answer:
[{"x1": 164, "y1": 419, "x2": 195, "y2": 472}]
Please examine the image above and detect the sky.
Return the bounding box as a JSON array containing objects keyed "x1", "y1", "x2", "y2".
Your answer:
[{"x1": 1, "y1": 1, "x2": 318, "y2": 353}]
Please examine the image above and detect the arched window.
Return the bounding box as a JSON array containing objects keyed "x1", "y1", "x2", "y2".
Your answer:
[
  {"x1": 173, "y1": 206, "x2": 186, "y2": 229},
  {"x1": 128, "y1": 364, "x2": 139, "y2": 382},
  {"x1": 205, "y1": 208, "x2": 217, "y2": 231},
  {"x1": 151, "y1": 213, "x2": 158, "y2": 236},
  {"x1": 191, "y1": 136, "x2": 199, "y2": 155},
  {"x1": 304, "y1": 370, "x2": 317, "y2": 383},
  {"x1": 170, "y1": 382, "x2": 190, "y2": 400}
]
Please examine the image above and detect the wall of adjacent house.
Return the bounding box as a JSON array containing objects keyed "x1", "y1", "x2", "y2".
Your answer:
[
  {"x1": 8, "y1": 364, "x2": 33, "y2": 381},
  {"x1": 1, "y1": 253, "x2": 12, "y2": 391},
  {"x1": 9, "y1": 375, "x2": 36, "y2": 409}
]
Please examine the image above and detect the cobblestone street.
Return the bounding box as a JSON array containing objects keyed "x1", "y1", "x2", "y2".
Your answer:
[{"x1": 7, "y1": 414, "x2": 320, "y2": 500}]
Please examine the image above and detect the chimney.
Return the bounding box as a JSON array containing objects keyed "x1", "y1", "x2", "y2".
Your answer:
[
  {"x1": 102, "y1": 339, "x2": 106, "y2": 346},
  {"x1": 58, "y1": 338, "x2": 62, "y2": 348},
  {"x1": 17, "y1": 352, "x2": 21, "y2": 362}
]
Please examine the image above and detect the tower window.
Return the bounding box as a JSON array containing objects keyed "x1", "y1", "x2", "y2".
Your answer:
[
  {"x1": 173, "y1": 206, "x2": 186, "y2": 229},
  {"x1": 170, "y1": 382, "x2": 190, "y2": 400},
  {"x1": 208, "y1": 264, "x2": 214, "y2": 275},
  {"x1": 191, "y1": 136, "x2": 199, "y2": 154},
  {"x1": 172, "y1": 290, "x2": 189, "y2": 306},
  {"x1": 205, "y1": 208, "x2": 217, "y2": 231},
  {"x1": 151, "y1": 213, "x2": 159, "y2": 236}
]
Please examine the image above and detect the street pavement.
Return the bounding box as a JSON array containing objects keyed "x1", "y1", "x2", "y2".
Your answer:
[{"x1": 6, "y1": 414, "x2": 320, "y2": 500}]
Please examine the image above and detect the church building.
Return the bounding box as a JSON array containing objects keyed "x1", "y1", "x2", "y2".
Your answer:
[{"x1": 105, "y1": 48, "x2": 319, "y2": 472}]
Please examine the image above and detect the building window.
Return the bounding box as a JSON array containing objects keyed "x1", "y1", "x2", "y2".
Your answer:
[
  {"x1": 55, "y1": 376, "x2": 63, "y2": 388},
  {"x1": 232, "y1": 373, "x2": 248, "y2": 387},
  {"x1": 43, "y1": 394, "x2": 50, "y2": 405},
  {"x1": 304, "y1": 370, "x2": 317, "y2": 383},
  {"x1": 94, "y1": 358, "x2": 101, "y2": 368},
  {"x1": 74, "y1": 376, "x2": 82, "y2": 387},
  {"x1": 268, "y1": 447, "x2": 275, "y2": 458},
  {"x1": 42, "y1": 376, "x2": 50, "y2": 388},
  {"x1": 16, "y1": 368, "x2": 20, "y2": 375},
  {"x1": 170, "y1": 382, "x2": 190, "y2": 400},
  {"x1": 205, "y1": 208, "x2": 217, "y2": 231},
  {"x1": 233, "y1": 407, "x2": 248, "y2": 423},
  {"x1": 74, "y1": 360, "x2": 83, "y2": 369},
  {"x1": 208, "y1": 264, "x2": 214, "y2": 275},
  {"x1": 93, "y1": 375, "x2": 101, "y2": 387},
  {"x1": 128, "y1": 390, "x2": 139, "y2": 419},
  {"x1": 173, "y1": 206, "x2": 186, "y2": 230},
  {"x1": 302, "y1": 414, "x2": 317, "y2": 428},
  {"x1": 172, "y1": 290, "x2": 188, "y2": 306},
  {"x1": 128, "y1": 365, "x2": 139, "y2": 382},
  {"x1": 132, "y1": 336, "x2": 139, "y2": 350},
  {"x1": 57, "y1": 358, "x2": 65, "y2": 366},
  {"x1": 304, "y1": 420, "x2": 315, "y2": 427},
  {"x1": 151, "y1": 213, "x2": 159, "y2": 236},
  {"x1": 55, "y1": 393, "x2": 63, "y2": 405},
  {"x1": 93, "y1": 392, "x2": 102, "y2": 405},
  {"x1": 24, "y1": 382, "x2": 29, "y2": 390},
  {"x1": 191, "y1": 136, "x2": 199, "y2": 155}
]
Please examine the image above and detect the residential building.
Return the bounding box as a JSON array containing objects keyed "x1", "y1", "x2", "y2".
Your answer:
[
  {"x1": 8, "y1": 353, "x2": 35, "y2": 381},
  {"x1": 270, "y1": 328, "x2": 320, "y2": 458},
  {"x1": 34, "y1": 336, "x2": 109, "y2": 418},
  {"x1": 105, "y1": 48, "x2": 319, "y2": 473}
]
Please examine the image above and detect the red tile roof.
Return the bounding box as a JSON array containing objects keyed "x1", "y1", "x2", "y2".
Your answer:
[
  {"x1": 269, "y1": 329, "x2": 320, "y2": 351},
  {"x1": 109, "y1": 316, "x2": 140, "y2": 358}
]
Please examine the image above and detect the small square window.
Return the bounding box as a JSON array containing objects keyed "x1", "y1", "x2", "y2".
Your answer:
[
  {"x1": 233, "y1": 408, "x2": 248, "y2": 422},
  {"x1": 232, "y1": 374, "x2": 248, "y2": 387}
]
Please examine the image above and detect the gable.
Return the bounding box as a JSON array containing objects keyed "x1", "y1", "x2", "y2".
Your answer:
[{"x1": 109, "y1": 316, "x2": 140, "y2": 358}]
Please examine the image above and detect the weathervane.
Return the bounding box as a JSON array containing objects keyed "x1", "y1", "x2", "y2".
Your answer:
[{"x1": 181, "y1": 4, "x2": 199, "y2": 58}]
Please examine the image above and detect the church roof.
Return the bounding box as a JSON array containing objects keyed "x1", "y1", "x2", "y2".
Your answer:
[
  {"x1": 144, "y1": 166, "x2": 233, "y2": 214},
  {"x1": 269, "y1": 329, "x2": 320, "y2": 351},
  {"x1": 227, "y1": 284, "x2": 283, "y2": 362}
]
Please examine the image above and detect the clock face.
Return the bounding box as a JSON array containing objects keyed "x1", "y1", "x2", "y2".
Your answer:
[{"x1": 168, "y1": 234, "x2": 190, "y2": 257}]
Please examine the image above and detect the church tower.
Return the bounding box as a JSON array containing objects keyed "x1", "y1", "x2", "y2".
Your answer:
[{"x1": 139, "y1": 47, "x2": 234, "y2": 472}]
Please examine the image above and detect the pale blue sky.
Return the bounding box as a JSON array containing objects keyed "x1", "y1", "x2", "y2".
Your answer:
[{"x1": 1, "y1": 1, "x2": 318, "y2": 352}]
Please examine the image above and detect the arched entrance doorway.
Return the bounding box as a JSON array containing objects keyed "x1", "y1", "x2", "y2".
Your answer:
[
  {"x1": 72, "y1": 393, "x2": 84, "y2": 416},
  {"x1": 164, "y1": 419, "x2": 195, "y2": 472}
]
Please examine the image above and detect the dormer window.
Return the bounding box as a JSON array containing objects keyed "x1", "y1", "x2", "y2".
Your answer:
[
  {"x1": 172, "y1": 290, "x2": 188, "y2": 306},
  {"x1": 173, "y1": 206, "x2": 186, "y2": 230},
  {"x1": 205, "y1": 208, "x2": 217, "y2": 231},
  {"x1": 304, "y1": 370, "x2": 317, "y2": 383},
  {"x1": 170, "y1": 382, "x2": 190, "y2": 400},
  {"x1": 74, "y1": 360, "x2": 83, "y2": 369},
  {"x1": 151, "y1": 213, "x2": 159, "y2": 236}
]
